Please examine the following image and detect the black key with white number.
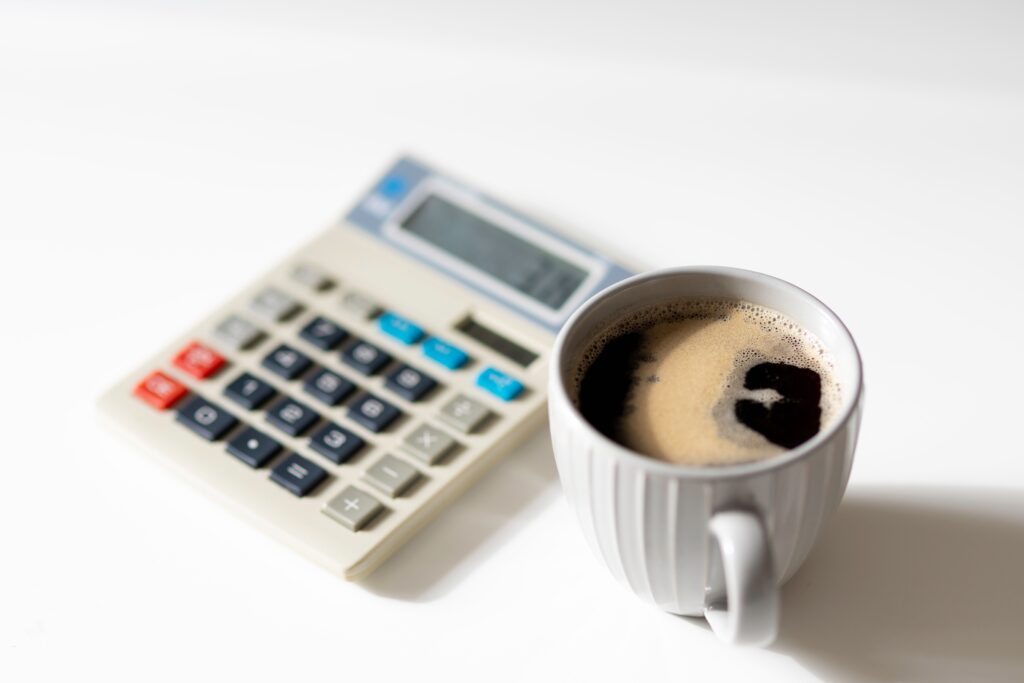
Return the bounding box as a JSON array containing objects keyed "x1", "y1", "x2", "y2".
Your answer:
[
  {"x1": 341, "y1": 339, "x2": 391, "y2": 376},
  {"x1": 226, "y1": 426, "x2": 282, "y2": 468},
  {"x1": 309, "y1": 422, "x2": 365, "y2": 464},
  {"x1": 223, "y1": 372, "x2": 276, "y2": 410},
  {"x1": 176, "y1": 396, "x2": 238, "y2": 441},
  {"x1": 299, "y1": 316, "x2": 348, "y2": 350},
  {"x1": 261, "y1": 344, "x2": 312, "y2": 380},
  {"x1": 270, "y1": 454, "x2": 326, "y2": 497},
  {"x1": 347, "y1": 393, "x2": 402, "y2": 433},
  {"x1": 266, "y1": 396, "x2": 320, "y2": 437},
  {"x1": 384, "y1": 364, "x2": 438, "y2": 402},
  {"x1": 303, "y1": 367, "x2": 356, "y2": 406}
]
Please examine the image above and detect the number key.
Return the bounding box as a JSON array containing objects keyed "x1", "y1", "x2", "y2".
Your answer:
[
  {"x1": 309, "y1": 423, "x2": 364, "y2": 464},
  {"x1": 341, "y1": 339, "x2": 391, "y2": 375},
  {"x1": 176, "y1": 396, "x2": 238, "y2": 441},
  {"x1": 299, "y1": 316, "x2": 348, "y2": 350},
  {"x1": 266, "y1": 397, "x2": 320, "y2": 436},
  {"x1": 348, "y1": 393, "x2": 401, "y2": 433},
  {"x1": 385, "y1": 364, "x2": 437, "y2": 402},
  {"x1": 224, "y1": 372, "x2": 276, "y2": 410},
  {"x1": 303, "y1": 368, "x2": 355, "y2": 406},
  {"x1": 262, "y1": 344, "x2": 312, "y2": 380}
]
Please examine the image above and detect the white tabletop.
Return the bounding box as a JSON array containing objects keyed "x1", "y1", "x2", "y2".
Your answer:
[{"x1": 3, "y1": 2, "x2": 1023, "y2": 681}]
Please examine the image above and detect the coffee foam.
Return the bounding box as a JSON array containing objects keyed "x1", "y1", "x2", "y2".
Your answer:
[{"x1": 571, "y1": 299, "x2": 841, "y2": 466}]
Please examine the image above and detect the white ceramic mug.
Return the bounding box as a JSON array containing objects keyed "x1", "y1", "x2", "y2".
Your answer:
[{"x1": 548, "y1": 266, "x2": 863, "y2": 646}]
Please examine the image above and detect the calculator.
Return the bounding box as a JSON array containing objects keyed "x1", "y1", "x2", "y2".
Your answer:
[{"x1": 98, "y1": 156, "x2": 634, "y2": 579}]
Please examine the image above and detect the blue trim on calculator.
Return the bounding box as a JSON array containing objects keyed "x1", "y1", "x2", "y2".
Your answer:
[{"x1": 344, "y1": 156, "x2": 635, "y2": 334}]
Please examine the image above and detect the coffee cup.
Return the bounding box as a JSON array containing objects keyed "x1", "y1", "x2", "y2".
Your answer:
[{"x1": 548, "y1": 266, "x2": 863, "y2": 645}]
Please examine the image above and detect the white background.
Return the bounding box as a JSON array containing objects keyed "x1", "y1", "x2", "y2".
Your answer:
[{"x1": 2, "y1": 1, "x2": 1023, "y2": 681}]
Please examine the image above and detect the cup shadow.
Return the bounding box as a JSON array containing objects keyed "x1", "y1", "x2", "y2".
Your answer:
[
  {"x1": 775, "y1": 486, "x2": 1024, "y2": 682},
  {"x1": 358, "y1": 426, "x2": 560, "y2": 602}
]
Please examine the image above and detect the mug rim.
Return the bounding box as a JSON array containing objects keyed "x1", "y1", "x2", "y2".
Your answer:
[{"x1": 550, "y1": 265, "x2": 864, "y2": 480}]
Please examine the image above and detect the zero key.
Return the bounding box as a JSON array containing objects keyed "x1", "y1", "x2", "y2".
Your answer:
[{"x1": 176, "y1": 396, "x2": 238, "y2": 441}]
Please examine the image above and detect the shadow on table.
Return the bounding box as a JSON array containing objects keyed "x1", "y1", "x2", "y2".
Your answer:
[
  {"x1": 359, "y1": 426, "x2": 560, "y2": 602},
  {"x1": 775, "y1": 485, "x2": 1024, "y2": 682}
]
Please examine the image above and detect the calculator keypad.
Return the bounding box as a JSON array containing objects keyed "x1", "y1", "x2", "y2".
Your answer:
[{"x1": 141, "y1": 262, "x2": 536, "y2": 545}]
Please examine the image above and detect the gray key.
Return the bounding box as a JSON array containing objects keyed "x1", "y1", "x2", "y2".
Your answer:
[
  {"x1": 322, "y1": 486, "x2": 384, "y2": 531},
  {"x1": 213, "y1": 315, "x2": 264, "y2": 350},
  {"x1": 439, "y1": 394, "x2": 491, "y2": 434},
  {"x1": 340, "y1": 291, "x2": 381, "y2": 319},
  {"x1": 250, "y1": 287, "x2": 301, "y2": 322},
  {"x1": 364, "y1": 454, "x2": 421, "y2": 498},
  {"x1": 402, "y1": 424, "x2": 457, "y2": 464},
  {"x1": 291, "y1": 264, "x2": 334, "y2": 292}
]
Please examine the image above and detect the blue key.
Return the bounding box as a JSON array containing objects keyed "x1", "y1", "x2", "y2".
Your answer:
[
  {"x1": 476, "y1": 367, "x2": 524, "y2": 401},
  {"x1": 378, "y1": 312, "x2": 424, "y2": 345},
  {"x1": 422, "y1": 336, "x2": 469, "y2": 370}
]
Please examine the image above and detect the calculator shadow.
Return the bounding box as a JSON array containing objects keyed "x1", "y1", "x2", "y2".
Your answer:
[{"x1": 359, "y1": 425, "x2": 560, "y2": 601}]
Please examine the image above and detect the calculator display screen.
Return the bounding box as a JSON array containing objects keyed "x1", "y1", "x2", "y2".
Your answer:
[{"x1": 399, "y1": 194, "x2": 589, "y2": 310}]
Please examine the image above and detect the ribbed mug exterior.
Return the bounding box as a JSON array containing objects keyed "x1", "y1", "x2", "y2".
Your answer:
[{"x1": 548, "y1": 267, "x2": 863, "y2": 617}]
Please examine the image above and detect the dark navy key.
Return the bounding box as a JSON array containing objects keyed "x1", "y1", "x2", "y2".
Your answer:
[
  {"x1": 261, "y1": 344, "x2": 312, "y2": 380},
  {"x1": 223, "y1": 372, "x2": 276, "y2": 410},
  {"x1": 309, "y1": 422, "x2": 365, "y2": 464},
  {"x1": 341, "y1": 339, "x2": 391, "y2": 376},
  {"x1": 385, "y1": 364, "x2": 438, "y2": 402},
  {"x1": 303, "y1": 367, "x2": 356, "y2": 406},
  {"x1": 226, "y1": 426, "x2": 282, "y2": 468},
  {"x1": 270, "y1": 454, "x2": 327, "y2": 497},
  {"x1": 348, "y1": 393, "x2": 402, "y2": 433},
  {"x1": 299, "y1": 316, "x2": 348, "y2": 351},
  {"x1": 176, "y1": 396, "x2": 238, "y2": 441},
  {"x1": 266, "y1": 396, "x2": 320, "y2": 437}
]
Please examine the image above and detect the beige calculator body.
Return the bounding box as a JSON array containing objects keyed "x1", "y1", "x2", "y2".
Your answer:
[{"x1": 98, "y1": 156, "x2": 633, "y2": 579}]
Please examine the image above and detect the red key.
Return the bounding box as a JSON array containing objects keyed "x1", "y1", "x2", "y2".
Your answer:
[
  {"x1": 133, "y1": 370, "x2": 188, "y2": 410},
  {"x1": 172, "y1": 341, "x2": 225, "y2": 379}
]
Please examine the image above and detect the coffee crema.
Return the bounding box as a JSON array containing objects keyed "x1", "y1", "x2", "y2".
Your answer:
[{"x1": 571, "y1": 300, "x2": 841, "y2": 466}]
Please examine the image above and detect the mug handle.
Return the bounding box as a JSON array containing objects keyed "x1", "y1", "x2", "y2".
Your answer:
[{"x1": 703, "y1": 510, "x2": 779, "y2": 646}]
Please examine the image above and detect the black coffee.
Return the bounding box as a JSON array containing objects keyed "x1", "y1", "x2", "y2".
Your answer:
[{"x1": 573, "y1": 300, "x2": 839, "y2": 466}]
